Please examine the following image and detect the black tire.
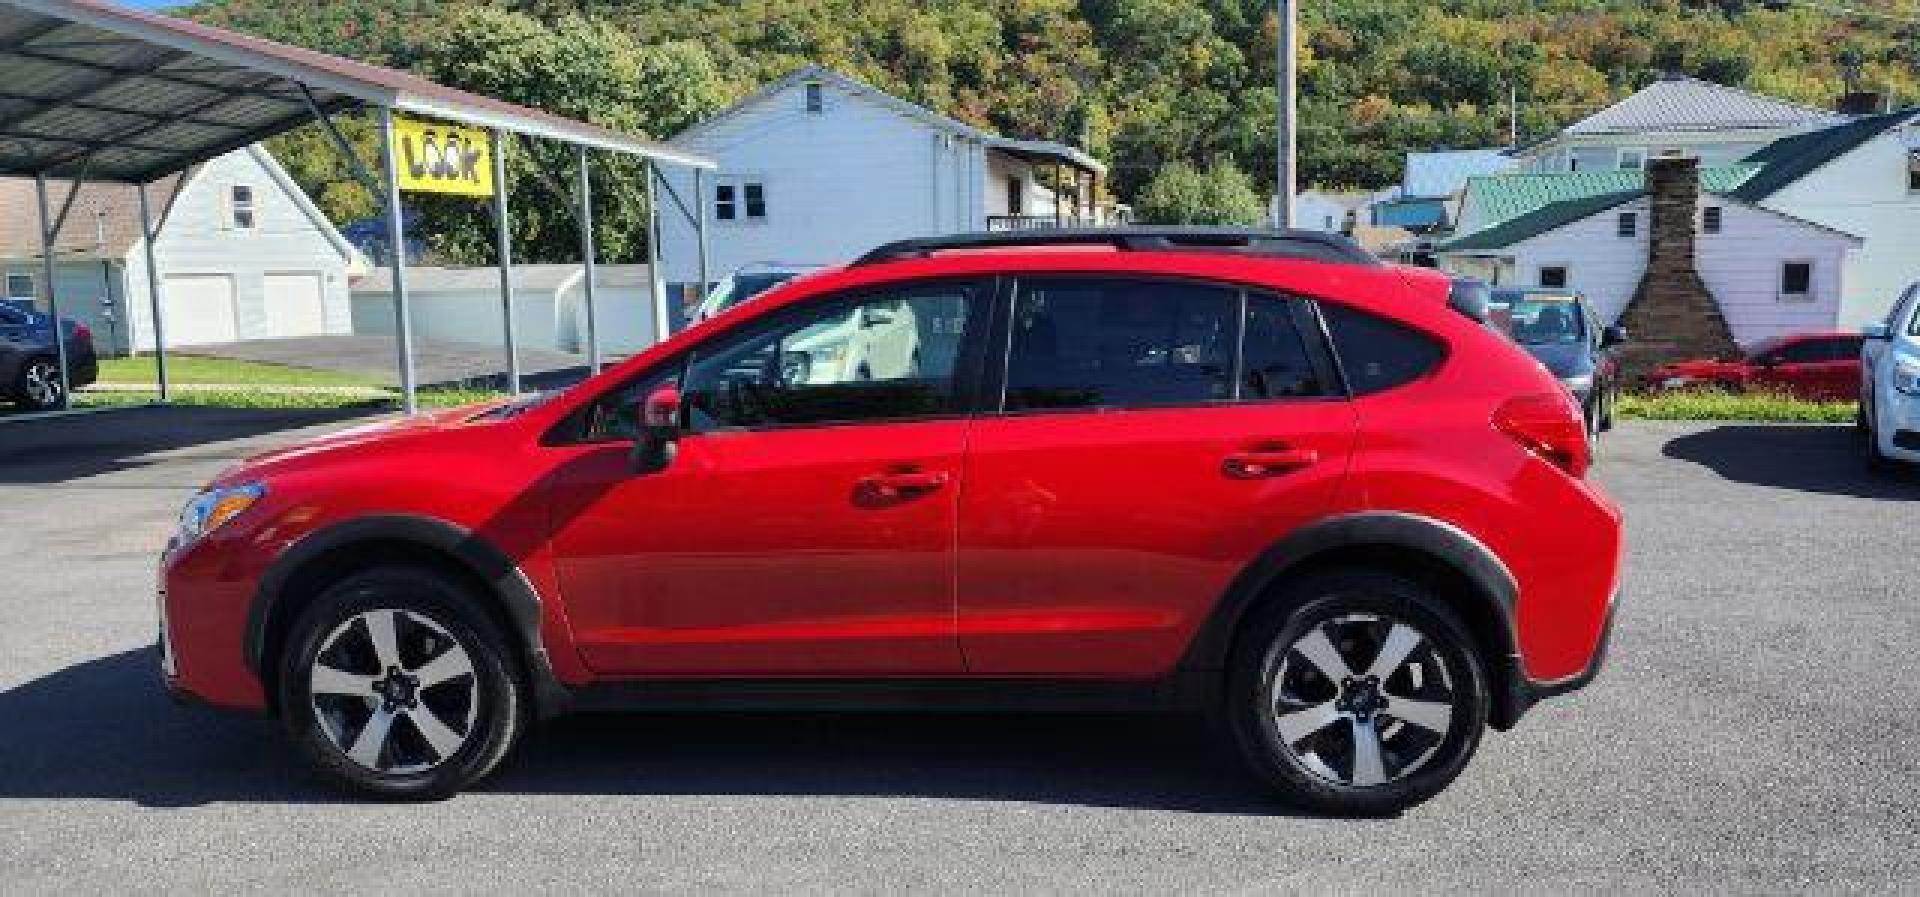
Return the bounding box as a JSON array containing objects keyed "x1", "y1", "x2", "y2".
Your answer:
[
  {"x1": 1225, "y1": 570, "x2": 1489, "y2": 817},
  {"x1": 278, "y1": 566, "x2": 527, "y2": 800},
  {"x1": 1598, "y1": 386, "x2": 1616, "y2": 432},
  {"x1": 13, "y1": 355, "x2": 63, "y2": 411}
]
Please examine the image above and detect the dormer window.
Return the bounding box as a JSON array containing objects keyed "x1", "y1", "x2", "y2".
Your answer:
[
  {"x1": 230, "y1": 185, "x2": 256, "y2": 230},
  {"x1": 804, "y1": 81, "x2": 823, "y2": 114}
]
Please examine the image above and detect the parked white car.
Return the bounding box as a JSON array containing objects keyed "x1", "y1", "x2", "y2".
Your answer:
[{"x1": 1861, "y1": 282, "x2": 1920, "y2": 468}]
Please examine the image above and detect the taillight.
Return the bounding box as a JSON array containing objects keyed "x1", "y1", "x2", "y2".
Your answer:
[
  {"x1": 1493, "y1": 392, "x2": 1590, "y2": 477},
  {"x1": 72, "y1": 322, "x2": 91, "y2": 341}
]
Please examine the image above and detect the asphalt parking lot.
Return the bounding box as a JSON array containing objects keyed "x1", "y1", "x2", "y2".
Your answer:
[{"x1": 2, "y1": 408, "x2": 1917, "y2": 891}]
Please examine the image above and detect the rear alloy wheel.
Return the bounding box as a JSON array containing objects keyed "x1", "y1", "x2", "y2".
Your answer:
[
  {"x1": 280, "y1": 567, "x2": 526, "y2": 799},
  {"x1": 1228, "y1": 571, "x2": 1488, "y2": 816},
  {"x1": 16, "y1": 357, "x2": 63, "y2": 410}
]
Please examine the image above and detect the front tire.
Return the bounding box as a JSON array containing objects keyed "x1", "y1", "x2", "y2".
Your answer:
[
  {"x1": 1226, "y1": 570, "x2": 1489, "y2": 816},
  {"x1": 278, "y1": 566, "x2": 527, "y2": 800}
]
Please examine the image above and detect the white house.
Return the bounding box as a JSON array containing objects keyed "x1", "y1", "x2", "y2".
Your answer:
[
  {"x1": 1443, "y1": 108, "x2": 1920, "y2": 338},
  {"x1": 351, "y1": 264, "x2": 656, "y2": 355},
  {"x1": 1282, "y1": 189, "x2": 1394, "y2": 233},
  {"x1": 1515, "y1": 75, "x2": 1845, "y2": 174},
  {"x1": 655, "y1": 66, "x2": 1111, "y2": 296},
  {"x1": 0, "y1": 145, "x2": 360, "y2": 353}
]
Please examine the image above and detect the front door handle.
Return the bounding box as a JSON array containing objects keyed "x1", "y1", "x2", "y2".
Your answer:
[
  {"x1": 858, "y1": 468, "x2": 950, "y2": 500},
  {"x1": 1222, "y1": 446, "x2": 1319, "y2": 479}
]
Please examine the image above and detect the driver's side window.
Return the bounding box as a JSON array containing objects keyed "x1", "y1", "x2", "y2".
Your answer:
[{"x1": 682, "y1": 283, "x2": 982, "y2": 432}]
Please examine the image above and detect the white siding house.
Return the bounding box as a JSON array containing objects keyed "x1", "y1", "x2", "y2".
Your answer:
[
  {"x1": 1441, "y1": 194, "x2": 1858, "y2": 347},
  {"x1": 0, "y1": 145, "x2": 359, "y2": 353},
  {"x1": 656, "y1": 66, "x2": 1110, "y2": 296},
  {"x1": 1514, "y1": 76, "x2": 1843, "y2": 174}
]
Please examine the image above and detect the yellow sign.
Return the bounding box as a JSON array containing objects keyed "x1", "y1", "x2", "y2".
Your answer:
[{"x1": 394, "y1": 117, "x2": 494, "y2": 198}]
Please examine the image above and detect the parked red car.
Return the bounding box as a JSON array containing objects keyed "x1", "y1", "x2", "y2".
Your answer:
[
  {"x1": 1642, "y1": 331, "x2": 1864, "y2": 402},
  {"x1": 159, "y1": 229, "x2": 1622, "y2": 814}
]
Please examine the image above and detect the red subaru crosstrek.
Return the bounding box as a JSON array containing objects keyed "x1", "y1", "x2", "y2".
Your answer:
[{"x1": 160, "y1": 229, "x2": 1621, "y2": 814}]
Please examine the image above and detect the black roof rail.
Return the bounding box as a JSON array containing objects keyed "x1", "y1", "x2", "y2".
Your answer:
[{"x1": 851, "y1": 226, "x2": 1382, "y2": 268}]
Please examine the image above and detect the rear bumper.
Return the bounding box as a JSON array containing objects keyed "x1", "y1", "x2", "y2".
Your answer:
[{"x1": 1499, "y1": 593, "x2": 1617, "y2": 728}]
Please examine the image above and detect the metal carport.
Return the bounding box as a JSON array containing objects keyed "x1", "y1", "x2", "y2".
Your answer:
[{"x1": 0, "y1": 0, "x2": 715, "y2": 415}]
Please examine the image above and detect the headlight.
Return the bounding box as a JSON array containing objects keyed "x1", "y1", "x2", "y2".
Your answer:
[
  {"x1": 176, "y1": 482, "x2": 266, "y2": 546},
  {"x1": 1894, "y1": 357, "x2": 1920, "y2": 397}
]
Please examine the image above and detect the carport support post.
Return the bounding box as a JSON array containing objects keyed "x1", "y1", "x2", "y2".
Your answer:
[
  {"x1": 575, "y1": 145, "x2": 600, "y2": 374},
  {"x1": 490, "y1": 129, "x2": 521, "y2": 395},
  {"x1": 136, "y1": 181, "x2": 169, "y2": 404},
  {"x1": 645, "y1": 160, "x2": 668, "y2": 342},
  {"x1": 32, "y1": 174, "x2": 71, "y2": 411},
  {"x1": 694, "y1": 167, "x2": 711, "y2": 307},
  {"x1": 377, "y1": 107, "x2": 419, "y2": 414}
]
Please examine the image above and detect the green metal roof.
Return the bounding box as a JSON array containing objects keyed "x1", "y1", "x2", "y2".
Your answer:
[
  {"x1": 1458, "y1": 166, "x2": 1757, "y2": 226},
  {"x1": 1725, "y1": 109, "x2": 1916, "y2": 202},
  {"x1": 1441, "y1": 190, "x2": 1642, "y2": 252}
]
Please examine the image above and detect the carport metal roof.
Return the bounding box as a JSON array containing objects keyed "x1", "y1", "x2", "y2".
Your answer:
[{"x1": 0, "y1": 0, "x2": 714, "y2": 184}]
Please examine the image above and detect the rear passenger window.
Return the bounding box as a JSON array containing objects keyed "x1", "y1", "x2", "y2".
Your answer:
[
  {"x1": 1005, "y1": 278, "x2": 1238, "y2": 410},
  {"x1": 1320, "y1": 302, "x2": 1444, "y2": 395},
  {"x1": 1241, "y1": 297, "x2": 1329, "y2": 399}
]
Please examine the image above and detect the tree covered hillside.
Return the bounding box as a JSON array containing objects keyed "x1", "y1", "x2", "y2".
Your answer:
[{"x1": 186, "y1": 0, "x2": 1920, "y2": 262}]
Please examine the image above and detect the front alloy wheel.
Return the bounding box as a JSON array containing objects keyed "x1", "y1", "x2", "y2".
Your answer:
[
  {"x1": 309, "y1": 609, "x2": 479, "y2": 774},
  {"x1": 281, "y1": 567, "x2": 526, "y2": 799}
]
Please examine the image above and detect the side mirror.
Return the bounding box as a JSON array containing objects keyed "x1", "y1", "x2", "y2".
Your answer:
[
  {"x1": 630, "y1": 384, "x2": 682, "y2": 474},
  {"x1": 1863, "y1": 323, "x2": 1890, "y2": 340},
  {"x1": 1600, "y1": 325, "x2": 1628, "y2": 348}
]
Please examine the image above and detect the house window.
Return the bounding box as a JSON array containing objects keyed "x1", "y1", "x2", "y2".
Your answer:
[
  {"x1": 1780, "y1": 261, "x2": 1814, "y2": 300},
  {"x1": 1618, "y1": 149, "x2": 1645, "y2": 170},
  {"x1": 743, "y1": 183, "x2": 766, "y2": 219},
  {"x1": 1539, "y1": 265, "x2": 1569, "y2": 288},
  {"x1": 1703, "y1": 206, "x2": 1723, "y2": 234},
  {"x1": 714, "y1": 180, "x2": 767, "y2": 222},
  {"x1": 230, "y1": 185, "x2": 256, "y2": 230},
  {"x1": 804, "y1": 81, "x2": 824, "y2": 114},
  {"x1": 4, "y1": 272, "x2": 33, "y2": 301},
  {"x1": 1908, "y1": 148, "x2": 1920, "y2": 192},
  {"x1": 1617, "y1": 212, "x2": 1637, "y2": 238}
]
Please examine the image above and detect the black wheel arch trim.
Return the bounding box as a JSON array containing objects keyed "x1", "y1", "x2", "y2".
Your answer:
[
  {"x1": 244, "y1": 514, "x2": 571, "y2": 718},
  {"x1": 1182, "y1": 511, "x2": 1552, "y2": 729}
]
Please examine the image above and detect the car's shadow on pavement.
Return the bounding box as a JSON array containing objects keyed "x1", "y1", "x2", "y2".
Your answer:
[
  {"x1": 0, "y1": 405, "x2": 375, "y2": 484},
  {"x1": 1662, "y1": 424, "x2": 1920, "y2": 499},
  {"x1": 0, "y1": 649, "x2": 1304, "y2": 816}
]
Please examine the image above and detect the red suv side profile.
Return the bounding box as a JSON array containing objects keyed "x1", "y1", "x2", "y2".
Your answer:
[{"x1": 160, "y1": 229, "x2": 1621, "y2": 815}]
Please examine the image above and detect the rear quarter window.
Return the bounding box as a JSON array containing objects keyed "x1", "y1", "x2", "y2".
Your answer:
[{"x1": 1319, "y1": 302, "x2": 1445, "y2": 396}]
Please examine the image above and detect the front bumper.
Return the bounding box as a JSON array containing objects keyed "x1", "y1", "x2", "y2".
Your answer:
[{"x1": 1879, "y1": 390, "x2": 1920, "y2": 462}]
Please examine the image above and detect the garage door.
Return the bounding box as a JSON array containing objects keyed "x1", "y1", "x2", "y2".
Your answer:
[
  {"x1": 262, "y1": 273, "x2": 326, "y2": 338},
  {"x1": 160, "y1": 275, "x2": 238, "y2": 346}
]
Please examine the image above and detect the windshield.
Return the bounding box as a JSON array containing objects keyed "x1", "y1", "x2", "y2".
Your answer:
[{"x1": 1488, "y1": 291, "x2": 1586, "y2": 346}]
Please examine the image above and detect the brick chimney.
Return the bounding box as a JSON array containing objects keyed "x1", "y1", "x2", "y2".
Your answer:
[{"x1": 1616, "y1": 156, "x2": 1739, "y2": 378}]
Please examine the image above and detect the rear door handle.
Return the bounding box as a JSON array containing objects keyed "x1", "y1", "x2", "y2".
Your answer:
[
  {"x1": 858, "y1": 468, "x2": 950, "y2": 499},
  {"x1": 1222, "y1": 447, "x2": 1319, "y2": 479}
]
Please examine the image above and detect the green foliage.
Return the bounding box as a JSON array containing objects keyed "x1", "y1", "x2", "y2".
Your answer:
[
  {"x1": 1616, "y1": 389, "x2": 1858, "y2": 423},
  {"x1": 184, "y1": 0, "x2": 1920, "y2": 259},
  {"x1": 1134, "y1": 160, "x2": 1267, "y2": 225}
]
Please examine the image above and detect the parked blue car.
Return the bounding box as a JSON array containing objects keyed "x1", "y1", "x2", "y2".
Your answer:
[{"x1": 0, "y1": 303, "x2": 98, "y2": 410}]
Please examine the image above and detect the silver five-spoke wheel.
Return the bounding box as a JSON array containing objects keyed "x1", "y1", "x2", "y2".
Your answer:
[
  {"x1": 21, "y1": 358, "x2": 63, "y2": 409},
  {"x1": 309, "y1": 609, "x2": 479, "y2": 774},
  {"x1": 1267, "y1": 613, "x2": 1456, "y2": 788}
]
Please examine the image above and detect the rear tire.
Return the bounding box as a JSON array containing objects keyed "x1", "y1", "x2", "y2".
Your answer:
[
  {"x1": 13, "y1": 356, "x2": 63, "y2": 410},
  {"x1": 278, "y1": 566, "x2": 527, "y2": 800},
  {"x1": 1225, "y1": 570, "x2": 1489, "y2": 816}
]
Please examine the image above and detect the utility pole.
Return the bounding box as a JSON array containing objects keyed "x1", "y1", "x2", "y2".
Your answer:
[
  {"x1": 1275, "y1": 0, "x2": 1297, "y2": 229},
  {"x1": 1509, "y1": 83, "x2": 1519, "y2": 147}
]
